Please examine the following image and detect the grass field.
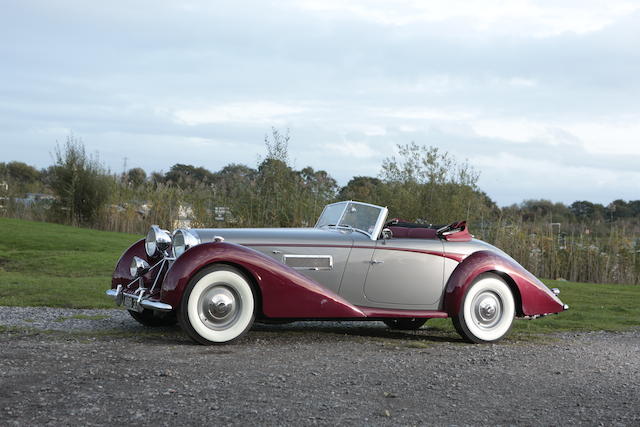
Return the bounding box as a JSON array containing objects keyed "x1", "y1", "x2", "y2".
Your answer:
[
  {"x1": 0, "y1": 218, "x2": 139, "y2": 309},
  {"x1": 0, "y1": 217, "x2": 639, "y2": 334}
]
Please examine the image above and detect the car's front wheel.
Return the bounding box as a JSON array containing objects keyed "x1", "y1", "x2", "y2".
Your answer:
[
  {"x1": 452, "y1": 274, "x2": 515, "y2": 343},
  {"x1": 383, "y1": 318, "x2": 427, "y2": 330},
  {"x1": 178, "y1": 265, "x2": 255, "y2": 345}
]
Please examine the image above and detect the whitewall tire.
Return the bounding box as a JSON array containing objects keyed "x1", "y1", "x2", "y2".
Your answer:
[
  {"x1": 178, "y1": 265, "x2": 255, "y2": 345},
  {"x1": 453, "y1": 274, "x2": 515, "y2": 343}
]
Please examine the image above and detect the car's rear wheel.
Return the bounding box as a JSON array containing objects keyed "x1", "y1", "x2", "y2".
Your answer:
[
  {"x1": 178, "y1": 265, "x2": 255, "y2": 345},
  {"x1": 383, "y1": 318, "x2": 427, "y2": 330},
  {"x1": 453, "y1": 274, "x2": 515, "y2": 343},
  {"x1": 128, "y1": 309, "x2": 177, "y2": 327}
]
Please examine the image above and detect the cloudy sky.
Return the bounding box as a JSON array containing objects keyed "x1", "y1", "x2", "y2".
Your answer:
[{"x1": 1, "y1": 0, "x2": 639, "y2": 206}]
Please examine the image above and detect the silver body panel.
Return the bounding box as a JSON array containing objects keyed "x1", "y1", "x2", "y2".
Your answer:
[
  {"x1": 188, "y1": 226, "x2": 503, "y2": 311},
  {"x1": 364, "y1": 239, "x2": 445, "y2": 308}
]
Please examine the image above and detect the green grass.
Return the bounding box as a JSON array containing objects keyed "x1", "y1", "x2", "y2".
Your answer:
[
  {"x1": 0, "y1": 217, "x2": 140, "y2": 308},
  {"x1": 0, "y1": 217, "x2": 639, "y2": 334},
  {"x1": 425, "y1": 279, "x2": 640, "y2": 335}
]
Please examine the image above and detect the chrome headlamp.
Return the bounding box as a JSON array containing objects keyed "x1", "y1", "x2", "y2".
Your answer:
[
  {"x1": 172, "y1": 229, "x2": 200, "y2": 258},
  {"x1": 145, "y1": 225, "x2": 172, "y2": 258},
  {"x1": 130, "y1": 256, "x2": 150, "y2": 278}
]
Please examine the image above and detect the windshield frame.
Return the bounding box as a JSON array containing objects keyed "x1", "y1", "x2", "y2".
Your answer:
[{"x1": 315, "y1": 201, "x2": 388, "y2": 241}]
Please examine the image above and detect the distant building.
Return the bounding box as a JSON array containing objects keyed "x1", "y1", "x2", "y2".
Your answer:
[
  {"x1": 137, "y1": 203, "x2": 152, "y2": 219},
  {"x1": 173, "y1": 204, "x2": 194, "y2": 229},
  {"x1": 15, "y1": 193, "x2": 56, "y2": 207}
]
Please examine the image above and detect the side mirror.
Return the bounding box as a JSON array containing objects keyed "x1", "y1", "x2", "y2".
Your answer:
[{"x1": 381, "y1": 228, "x2": 393, "y2": 241}]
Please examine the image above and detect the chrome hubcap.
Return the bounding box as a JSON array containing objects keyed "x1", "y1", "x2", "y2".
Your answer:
[
  {"x1": 472, "y1": 291, "x2": 502, "y2": 328},
  {"x1": 198, "y1": 285, "x2": 240, "y2": 330}
]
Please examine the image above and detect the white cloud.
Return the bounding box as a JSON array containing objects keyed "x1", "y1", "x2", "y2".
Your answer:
[
  {"x1": 377, "y1": 107, "x2": 475, "y2": 121},
  {"x1": 506, "y1": 77, "x2": 537, "y2": 87},
  {"x1": 2, "y1": 0, "x2": 640, "y2": 207},
  {"x1": 325, "y1": 141, "x2": 378, "y2": 158},
  {"x1": 470, "y1": 118, "x2": 548, "y2": 143},
  {"x1": 474, "y1": 150, "x2": 640, "y2": 202},
  {"x1": 298, "y1": 0, "x2": 640, "y2": 37},
  {"x1": 565, "y1": 119, "x2": 640, "y2": 156},
  {"x1": 469, "y1": 116, "x2": 640, "y2": 156},
  {"x1": 174, "y1": 102, "x2": 307, "y2": 126}
]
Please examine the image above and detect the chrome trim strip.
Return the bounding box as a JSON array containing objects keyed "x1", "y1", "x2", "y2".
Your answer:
[
  {"x1": 105, "y1": 289, "x2": 173, "y2": 312},
  {"x1": 370, "y1": 206, "x2": 389, "y2": 242},
  {"x1": 140, "y1": 299, "x2": 173, "y2": 312},
  {"x1": 283, "y1": 254, "x2": 333, "y2": 270},
  {"x1": 148, "y1": 259, "x2": 167, "y2": 294}
]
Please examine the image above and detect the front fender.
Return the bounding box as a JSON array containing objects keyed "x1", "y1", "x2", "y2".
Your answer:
[
  {"x1": 443, "y1": 250, "x2": 565, "y2": 317},
  {"x1": 160, "y1": 242, "x2": 366, "y2": 319},
  {"x1": 111, "y1": 238, "x2": 146, "y2": 289}
]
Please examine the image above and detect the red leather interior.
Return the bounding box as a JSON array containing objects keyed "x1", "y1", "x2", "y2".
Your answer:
[
  {"x1": 408, "y1": 228, "x2": 438, "y2": 239},
  {"x1": 388, "y1": 226, "x2": 437, "y2": 239},
  {"x1": 388, "y1": 226, "x2": 408, "y2": 238}
]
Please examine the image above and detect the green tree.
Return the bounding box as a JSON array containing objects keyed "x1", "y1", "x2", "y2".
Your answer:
[
  {"x1": 165, "y1": 164, "x2": 215, "y2": 188},
  {"x1": 49, "y1": 135, "x2": 113, "y2": 225},
  {"x1": 254, "y1": 128, "x2": 298, "y2": 226},
  {"x1": 125, "y1": 167, "x2": 147, "y2": 187},
  {"x1": 379, "y1": 142, "x2": 486, "y2": 224},
  {"x1": 338, "y1": 176, "x2": 383, "y2": 204},
  {"x1": 2, "y1": 161, "x2": 41, "y2": 183}
]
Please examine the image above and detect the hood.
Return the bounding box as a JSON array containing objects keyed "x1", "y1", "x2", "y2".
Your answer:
[{"x1": 190, "y1": 227, "x2": 356, "y2": 246}]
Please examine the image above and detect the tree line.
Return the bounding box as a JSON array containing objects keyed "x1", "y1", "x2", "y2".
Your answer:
[{"x1": 1, "y1": 130, "x2": 639, "y2": 284}]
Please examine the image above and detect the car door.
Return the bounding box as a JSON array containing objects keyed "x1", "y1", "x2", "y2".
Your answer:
[
  {"x1": 363, "y1": 238, "x2": 445, "y2": 309},
  {"x1": 276, "y1": 245, "x2": 352, "y2": 294}
]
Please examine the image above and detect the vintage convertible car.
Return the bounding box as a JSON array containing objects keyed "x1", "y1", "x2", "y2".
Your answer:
[{"x1": 106, "y1": 201, "x2": 568, "y2": 344}]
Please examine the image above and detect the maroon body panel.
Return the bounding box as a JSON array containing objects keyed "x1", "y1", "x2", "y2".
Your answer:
[
  {"x1": 111, "y1": 238, "x2": 172, "y2": 299},
  {"x1": 443, "y1": 221, "x2": 473, "y2": 242},
  {"x1": 112, "y1": 239, "x2": 145, "y2": 288},
  {"x1": 443, "y1": 250, "x2": 564, "y2": 317},
  {"x1": 160, "y1": 242, "x2": 367, "y2": 319}
]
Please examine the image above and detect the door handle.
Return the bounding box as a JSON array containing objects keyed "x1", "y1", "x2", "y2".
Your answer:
[{"x1": 370, "y1": 260, "x2": 384, "y2": 265}]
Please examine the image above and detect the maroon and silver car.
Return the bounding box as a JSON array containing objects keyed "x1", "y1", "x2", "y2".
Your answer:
[{"x1": 107, "y1": 201, "x2": 568, "y2": 344}]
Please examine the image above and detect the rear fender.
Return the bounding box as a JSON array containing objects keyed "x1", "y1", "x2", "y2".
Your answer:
[
  {"x1": 161, "y1": 242, "x2": 366, "y2": 319},
  {"x1": 443, "y1": 250, "x2": 565, "y2": 317}
]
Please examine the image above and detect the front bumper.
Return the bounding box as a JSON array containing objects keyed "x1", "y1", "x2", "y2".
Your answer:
[{"x1": 106, "y1": 286, "x2": 173, "y2": 312}]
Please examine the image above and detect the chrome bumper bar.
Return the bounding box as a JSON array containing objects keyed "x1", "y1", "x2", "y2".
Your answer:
[{"x1": 106, "y1": 287, "x2": 173, "y2": 312}]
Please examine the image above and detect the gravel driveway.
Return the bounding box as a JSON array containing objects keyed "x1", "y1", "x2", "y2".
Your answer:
[{"x1": 1, "y1": 306, "x2": 638, "y2": 426}]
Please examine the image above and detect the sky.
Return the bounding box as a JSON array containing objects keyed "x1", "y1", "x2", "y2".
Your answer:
[{"x1": 1, "y1": 0, "x2": 639, "y2": 206}]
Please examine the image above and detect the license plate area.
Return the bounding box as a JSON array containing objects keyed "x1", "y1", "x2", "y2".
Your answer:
[{"x1": 123, "y1": 295, "x2": 143, "y2": 312}]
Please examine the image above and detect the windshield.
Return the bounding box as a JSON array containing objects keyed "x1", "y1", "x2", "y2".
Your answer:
[
  {"x1": 315, "y1": 202, "x2": 346, "y2": 228},
  {"x1": 315, "y1": 201, "x2": 387, "y2": 240}
]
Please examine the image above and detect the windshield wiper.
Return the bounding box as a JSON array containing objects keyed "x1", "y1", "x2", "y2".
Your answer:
[{"x1": 326, "y1": 223, "x2": 370, "y2": 237}]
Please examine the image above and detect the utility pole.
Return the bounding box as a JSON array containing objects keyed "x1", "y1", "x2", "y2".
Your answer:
[{"x1": 122, "y1": 157, "x2": 128, "y2": 182}]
